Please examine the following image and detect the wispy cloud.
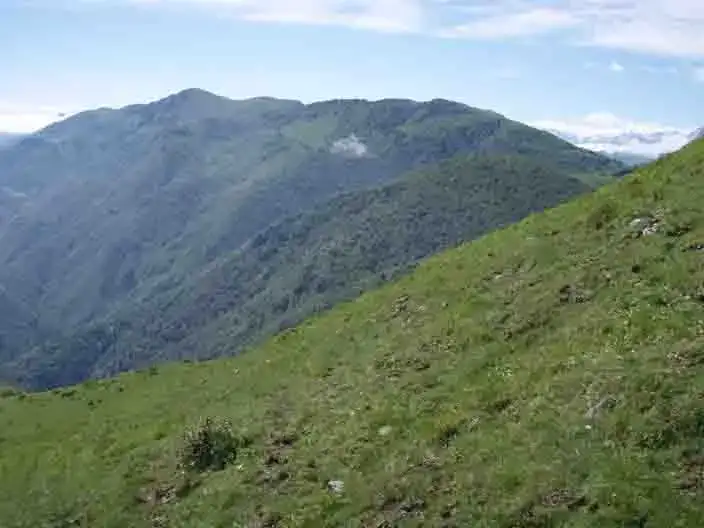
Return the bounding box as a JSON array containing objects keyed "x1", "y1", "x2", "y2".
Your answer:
[
  {"x1": 639, "y1": 64, "x2": 679, "y2": 75},
  {"x1": 0, "y1": 103, "x2": 75, "y2": 134},
  {"x1": 440, "y1": 7, "x2": 579, "y2": 39},
  {"x1": 608, "y1": 60, "x2": 624, "y2": 73},
  {"x1": 694, "y1": 67, "x2": 704, "y2": 83},
  {"x1": 127, "y1": 0, "x2": 704, "y2": 57},
  {"x1": 532, "y1": 112, "x2": 697, "y2": 156},
  {"x1": 132, "y1": 0, "x2": 425, "y2": 33},
  {"x1": 443, "y1": 0, "x2": 704, "y2": 58},
  {"x1": 330, "y1": 134, "x2": 370, "y2": 158}
]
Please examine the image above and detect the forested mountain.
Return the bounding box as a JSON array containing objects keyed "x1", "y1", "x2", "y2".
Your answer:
[
  {"x1": 0, "y1": 89, "x2": 623, "y2": 388},
  {"x1": 11, "y1": 153, "x2": 603, "y2": 388},
  {"x1": 1, "y1": 138, "x2": 702, "y2": 527}
]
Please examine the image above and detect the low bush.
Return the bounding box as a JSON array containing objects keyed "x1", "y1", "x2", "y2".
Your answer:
[{"x1": 178, "y1": 417, "x2": 243, "y2": 473}]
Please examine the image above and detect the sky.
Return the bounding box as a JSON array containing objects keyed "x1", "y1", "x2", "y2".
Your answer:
[{"x1": 1, "y1": 0, "x2": 703, "y2": 155}]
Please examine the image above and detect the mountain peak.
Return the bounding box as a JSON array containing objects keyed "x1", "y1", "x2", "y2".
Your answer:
[{"x1": 153, "y1": 87, "x2": 232, "y2": 108}]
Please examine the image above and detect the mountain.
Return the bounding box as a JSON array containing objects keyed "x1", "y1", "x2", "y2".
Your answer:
[
  {"x1": 603, "y1": 150, "x2": 655, "y2": 167},
  {"x1": 0, "y1": 138, "x2": 702, "y2": 527},
  {"x1": 10, "y1": 153, "x2": 604, "y2": 388},
  {"x1": 690, "y1": 127, "x2": 704, "y2": 142},
  {"x1": 0, "y1": 133, "x2": 23, "y2": 148},
  {"x1": 0, "y1": 89, "x2": 623, "y2": 388}
]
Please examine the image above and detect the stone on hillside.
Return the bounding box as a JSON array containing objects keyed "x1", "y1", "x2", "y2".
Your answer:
[
  {"x1": 328, "y1": 480, "x2": 345, "y2": 494},
  {"x1": 378, "y1": 425, "x2": 393, "y2": 436},
  {"x1": 630, "y1": 216, "x2": 659, "y2": 237}
]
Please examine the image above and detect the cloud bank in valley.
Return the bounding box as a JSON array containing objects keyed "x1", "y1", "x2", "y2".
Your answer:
[{"x1": 532, "y1": 113, "x2": 697, "y2": 156}]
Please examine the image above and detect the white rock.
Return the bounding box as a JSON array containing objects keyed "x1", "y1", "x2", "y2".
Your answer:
[
  {"x1": 328, "y1": 480, "x2": 345, "y2": 494},
  {"x1": 378, "y1": 425, "x2": 393, "y2": 436}
]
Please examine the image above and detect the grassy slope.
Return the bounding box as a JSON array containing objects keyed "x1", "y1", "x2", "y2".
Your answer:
[{"x1": 1, "y1": 142, "x2": 700, "y2": 526}]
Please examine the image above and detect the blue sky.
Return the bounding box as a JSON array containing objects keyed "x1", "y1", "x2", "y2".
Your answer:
[{"x1": 1, "y1": 0, "x2": 703, "y2": 154}]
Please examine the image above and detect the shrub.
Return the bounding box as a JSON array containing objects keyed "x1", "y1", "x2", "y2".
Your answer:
[
  {"x1": 586, "y1": 200, "x2": 617, "y2": 230},
  {"x1": 0, "y1": 387, "x2": 19, "y2": 399},
  {"x1": 178, "y1": 417, "x2": 242, "y2": 473}
]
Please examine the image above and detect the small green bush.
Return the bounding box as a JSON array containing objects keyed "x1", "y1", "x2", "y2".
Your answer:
[
  {"x1": 586, "y1": 200, "x2": 617, "y2": 230},
  {"x1": 178, "y1": 417, "x2": 242, "y2": 473},
  {"x1": 0, "y1": 388, "x2": 19, "y2": 399}
]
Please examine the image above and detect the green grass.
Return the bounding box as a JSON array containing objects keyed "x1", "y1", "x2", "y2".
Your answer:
[{"x1": 1, "y1": 141, "x2": 702, "y2": 527}]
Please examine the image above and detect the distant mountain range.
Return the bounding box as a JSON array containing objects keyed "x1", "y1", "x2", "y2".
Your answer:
[{"x1": 0, "y1": 88, "x2": 624, "y2": 389}]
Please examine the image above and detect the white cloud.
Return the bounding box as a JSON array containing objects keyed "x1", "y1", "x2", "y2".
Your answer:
[
  {"x1": 330, "y1": 134, "x2": 369, "y2": 157},
  {"x1": 582, "y1": 0, "x2": 704, "y2": 58},
  {"x1": 0, "y1": 103, "x2": 76, "y2": 134},
  {"x1": 442, "y1": 7, "x2": 578, "y2": 39},
  {"x1": 124, "y1": 0, "x2": 704, "y2": 57},
  {"x1": 608, "y1": 60, "x2": 624, "y2": 73},
  {"x1": 694, "y1": 67, "x2": 704, "y2": 82},
  {"x1": 446, "y1": 0, "x2": 704, "y2": 57},
  {"x1": 133, "y1": 0, "x2": 425, "y2": 33},
  {"x1": 532, "y1": 112, "x2": 697, "y2": 156}
]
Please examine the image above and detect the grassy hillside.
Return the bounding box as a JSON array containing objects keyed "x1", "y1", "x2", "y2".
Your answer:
[
  {"x1": 1, "y1": 140, "x2": 702, "y2": 526},
  {"x1": 10, "y1": 153, "x2": 600, "y2": 388},
  {"x1": 0, "y1": 89, "x2": 622, "y2": 388}
]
